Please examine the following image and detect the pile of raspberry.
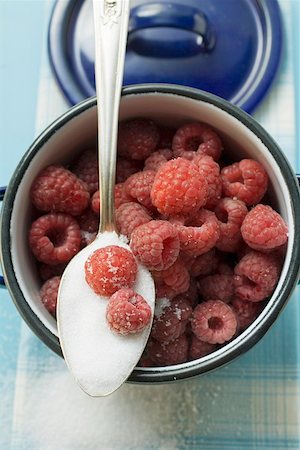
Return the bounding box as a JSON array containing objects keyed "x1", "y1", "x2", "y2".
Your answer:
[{"x1": 28, "y1": 118, "x2": 288, "y2": 367}]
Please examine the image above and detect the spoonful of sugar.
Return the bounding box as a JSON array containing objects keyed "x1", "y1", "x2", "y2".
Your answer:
[{"x1": 57, "y1": 0, "x2": 155, "y2": 397}]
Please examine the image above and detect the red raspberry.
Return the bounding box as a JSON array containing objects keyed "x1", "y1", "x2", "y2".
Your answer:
[
  {"x1": 124, "y1": 170, "x2": 156, "y2": 211},
  {"x1": 191, "y1": 300, "x2": 238, "y2": 344},
  {"x1": 31, "y1": 165, "x2": 90, "y2": 216},
  {"x1": 231, "y1": 297, "x2": 263, "y2": 331},
  {"x1": 174, "y1": 277, "x2": 199, "y2": 307},
  {"x1": 151, "y1": 297, "x2": 192, "y2": 342},
  {"x1": 189, "y1": 249, "x2": 219, "y2": 277},
  {"x1": 116, "y1": 158, "x2": 142, "y2": 183},
  {"x1": 189, "y1": 336, "x2": 217, "y2": 360},
  {"x1": 77, "y1": 207, "x2": 99, "y2": 233},
  {"x1": 198, "y1": 274, "x2": 234, "y2": 303},
  {"x1": 216, "y1": 261, "x2": 234, "y2": 276},
  {"x1": 241, "y1": 204, "x2": 288, "y2": 251},
  {"x1": 130, "y1": 220, "x2": 180, "y2": 271},
  {"x1": 147, "y1": 334, "x2": 189, "y2": 366},
  {"x1": 85, "y1": 246, "x2": 138, "y2": 296},
  {"x1": 194, "y1": 155, "x2": 222, "y2": 208},
  {"x1": 72, "y1": 150, "x2": 98, "y2": 194},
  {"x1": 40, "y1": 276, "x2": 61, "y2": 317},
  {"x1": 106, "y1": 288, "x2": 152, "y2": 335},
  {"x1": 151, "y1": 158, "x2": 208, "y2": 216},
  {"x1": 118, "y1": 118, "x2": 160, "y2": 160},
  {"x1": 114, "y1": 183, "x2": 133, "y2": 209},
  {"x1": 172, "y1": 122, "x2": 223, "y2": 161},
  {"x1": 143, "y1": 149, "x2": 173, "y2": 172},
  {"x1": 29, "y1": 213, "x2": 81, "y2": 265},
  {"x1": 152, "y1": 258, "x2": 190, "y2": 298},
  {"x1": 215, "y1": 197, "x2": 248, "y2": 252},
  {"x1": 221, "y1": 159, "x2": 268, "y2": 205},
  {"x1": 38, "y1": 262, "x2": 66, "y2": 281},
  {"x1": 116, "y1": 202, "x2": 152, "y2": 238},
  {"x1": 234, "y1": 251, "x2": 281, "y2": 302},
  {"x1": 91, "y1": 190, "x2": 100, "y2": 215},
  {"x1": 172, "y1": 209, "x2": 220, "y2": 256},
  {"x1": 157, "y1": 126, "x2": 176, "y2": 149}
]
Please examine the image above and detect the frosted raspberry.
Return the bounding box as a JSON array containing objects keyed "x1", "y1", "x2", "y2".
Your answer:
[
  {"x1": 172, "y1": 122, "x2": 223, "y2": 161},
  {"x1": 118, "y1": 118, "x2": 160, "y2": 160},
  {"x1": 91, "y1": 190, "x2": 100, "y2": 215},
  {"x1": 189, "y1": 336, "x2": 217, "y2": 360},
  {"x1": 72, "y1": 149, "x2": 98, "y2": 194},
  {"x1": 215, "y1": 197, "x2": 248, "y2": 252},
  {"x1": 191, "y1": 300, "x2": 237, "y2": 344},
  {"x1": 38, "y1": 262, "x2": 66, "y2": 281},
  {"x1": 151, "y1": 158, "x2": 208, "y2": 215},
  {"x1": 172, "y1": 209, "x2": 220, "y2": 256},
  {"x1": 194, "y1": 155, "x2": 222, "y2": 208},
  {"x1": 231, "y1": 297, "x2": 263, "y2": 331},
  {"x1": 157, "y1": 126, "x2": 176, "y2": 149},
  {"x1": 151, "y1": 297, "x2": 192, "y2": 342},
  {"x1": 130, "y1": 220, "x2": 180, "y2": 271},
  {"x1": 40, "y1": 276, "x2": 61, "y2": 317},
  {"x1": 147, "y1": 334, "x2": 189, "y2": 366},
  {"x1": 174, "y1": 277, "x2": 199, "y2": 307},
  {"x1": 29, "y1": 213, "x2": 81, "y2": 265},
  {"x1": 189, "y1": 248, "x2": 219, "y2": 277},
  {"x1": 198, "y1": 274, "x2": 234, "y2": 303},
  {"x1": 116, "y1": 202, "x2": 152, "y2": 238},
  {"x1": 124, "y1": 170, "x2": 156, "y2": 211},
  {"x1": 106, "y1": 288, "x2": 151, "y2": 335},
  {"x1": 114, "y1": 183, "x2": 133, "y2": 209},
  {"x1": 241, "y1": 204, "x2": 288, "y2": 251},
  {"x1": 152, "y1": 258, "x2": 190, "y2": 298},
  {"x1": 234, "y1": 251, "x2": 281, "y2": 302},
  {"x1": 31, "y1": 165, "x2": 90, "y2": 216},
  {"x1": 143, "y1": 149, "x2": 173, "y2": 172},
  {"x1": 221, "y1": 159, "x2": 268, "y2": 205},
  {"x1": 85, "y1": 246, "x2": 137, "y2": 296},
  {"x1": 116, "y1": 158, "x2": 142, "y2": 183}
]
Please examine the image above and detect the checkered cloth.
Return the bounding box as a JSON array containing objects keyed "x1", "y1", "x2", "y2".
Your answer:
[{"x1": 1, "y1": 1, "x2": 299, "y2": 449}]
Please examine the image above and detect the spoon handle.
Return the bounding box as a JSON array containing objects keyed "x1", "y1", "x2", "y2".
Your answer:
[{"x1": 93, "y1": 0, "x2": 130, "y2": 233}]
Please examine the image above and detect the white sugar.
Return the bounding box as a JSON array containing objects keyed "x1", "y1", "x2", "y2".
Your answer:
[
  {"x1": 57, "y1": 231, "x2": 155, "y2": 397},
  {"x1": 154, "y1": 297, "x2": 171, "y2": 319}
]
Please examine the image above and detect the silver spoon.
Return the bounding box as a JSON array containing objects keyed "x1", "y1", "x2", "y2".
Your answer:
[{"x1": 57, "y1": 0, "x2": 155, "y2": 397}]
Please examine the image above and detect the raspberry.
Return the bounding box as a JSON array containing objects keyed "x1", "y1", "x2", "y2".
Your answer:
[
  {"x1": 118, "y1": 118, "x2": 160, "y2": 160},
  {"x1": 72, "y1": 149, "x2": 98, "y2": 194},
  {"x1": 221, "y1": 159, "x2": 268, "y2": 205},
  {"x1": 29, "y1": 213, "x2": 81, "y2": 265},
  {"x1": 234, "y1": 251, "x2": 281, "y2": 302},
  {"x1": 38, "y1": 262, "x2": 66, "y2": 281},
  {"x1": 116, "y1": 158, "x2": 142, "y2": 183},
  {"x1": 151, "y1": 297, "x2": 192, "y2": 342},
  {"x1": 174, "y1": 277, "x2": 199, "y2": 307},
  {"x1": 189, "y1": 336, "x2": 217, "y2": 360},
  {"x1": 189, "y1": 249, "x2": 219, "y2": 277},
  {"x1": 215, "y1": 197, "x2": 248, "y2": 252},
  {"x1": 124, "y1": 170, "x2": 156, "y2": 211},
  {"x1": 198, "y1": 274, "x2": 234, "y2": 303},
  {"x1": 40, "y1": 276, "x2": 61, "y2": 317},
  {"x1": 143, "y1": 149, "x2": 173, "y2": 172},
  {"x1": 147, "y1": 334, "x2": 189, "y2": 366},
  {"x1": 152, "y1": 258, "x2": 190, "y2": 298},
  {"x1": 130, "y1": 220, "x2": 180, "y2": 271},
  {"x1": 77, "y1": 208, "x2": 99, "y2": 233},
  {"x1": 191, "y1": 300, "x2": 237, "y2": 344},
  {"x1": 216, "y1": 261, "x2": 234, "y2": 276},
  {"x1": 85, "y1": 246, "x2": 138, "y2": 296},
  {"x1": 116, "y1": 202, "x2": 152, "y2": 238},
  {"x1": 231, "y1": 297, "x2": 263, "y2": 331},
  {"x1": 91, "y1": 190, "x2": 100, "y2": 215},
  {"x1": 194, "y1": 155, "x2": 222, "y2": 208},
  {"x1": 114, "y1": 183, "x2": 133, "y2": 209},
  {"x1": 157, "y1": 126, "x2": 176, "y2": 149},
  {"x1": 106, "y1": 288, "x2": 151, "y2": 335},
  {"x1": 31, "y1": 165, "x2": 90, "y2": 216},
  {"x1": 172, "y1": 122, "x2": 223, "y2": 161},
  {"x1": 241, "y1": 204, "x2": 288, "y2": 251},
  {"x1": 151, "y1": 158, "x2": 208, "y2": 215},
  {"x1": 172, "y1": 209, "x2": 220, "y2": 256}
]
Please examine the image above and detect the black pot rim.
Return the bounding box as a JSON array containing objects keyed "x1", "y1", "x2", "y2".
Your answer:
[{"x1": 1, "y1": 84, "x2": 300, "y2": 383}]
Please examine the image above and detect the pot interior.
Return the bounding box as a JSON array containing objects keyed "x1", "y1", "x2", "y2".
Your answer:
[{"x1": 10, "y1": 91, "x2": 294, "y2": 346}]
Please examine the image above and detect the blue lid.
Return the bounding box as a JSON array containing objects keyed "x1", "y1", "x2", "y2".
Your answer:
[{"x1": 48, "y1": 0, "x2": 283, "y2": 112}]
